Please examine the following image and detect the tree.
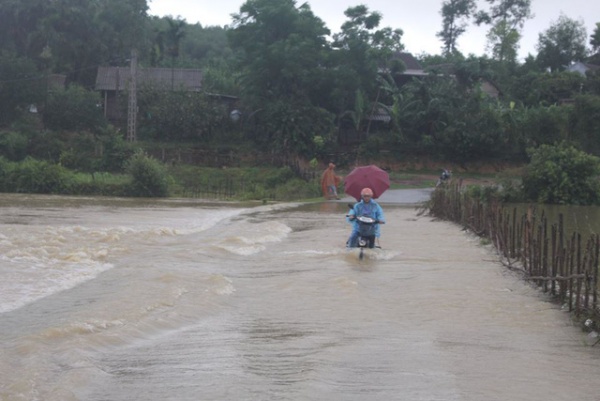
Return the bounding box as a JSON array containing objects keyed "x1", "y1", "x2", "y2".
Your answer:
[
  {"x1": 486, "y1": 20, "x2": 520, "y2": 63},
  {"x1": 137, "y1": 89, "x2": 228, "y2": 142},
  {"x1": 536, "y1": 14, "x2": 588, "y2": 72},
  {"x1": 475, "y1": 0, "x2": 532, "y2": 62},
  {"x1": 0, "y1": 0, "x2": 149, "y2": 87},
  {"x1": 43, "y1": 85, "x2": 106, "y2": 131},
  {"x1": 228, "y1": 0, "x2": 334, "y2": 156},
  {"x1": 590, "y1": 22, "x2": 600, "y2": 54},
  {"x1": 437, "y1": 0, "x2": 476, "y2": 56},
  {"x1": 165, "y1": 17, "x2": 187, "y2": 66},
  {"x1": 0, "y1": 55, "x2": 44, "y2": 125},
  {"x1": 229, "y1": 0, "x2": 330, "y2": 102},
  {"x1": 527, "y1": 71, "x2": 585, "y2": 105},
  {"x1": 94, "y1": 0, "x2": 149, "y2": 65},
  {"x1": 330, "y1": 5, "x2": 404, "y2": 134}
]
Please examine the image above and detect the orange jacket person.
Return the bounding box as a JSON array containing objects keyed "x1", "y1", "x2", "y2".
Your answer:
[{"x1": 321, "y1": 163, "x2": 341, "y2": 200}]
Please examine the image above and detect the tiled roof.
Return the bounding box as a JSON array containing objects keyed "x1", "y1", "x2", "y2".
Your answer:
[
  {"x1": 95, "y1": 66, "x2": 203, "y2": 91},
  {"x1": 395, "y1": 52, "x2": 422, "y2": 70}
]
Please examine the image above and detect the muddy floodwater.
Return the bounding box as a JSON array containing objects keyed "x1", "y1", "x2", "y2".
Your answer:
[{"x1": 1, "y1": 193, "x2": 599, "y2": 401}]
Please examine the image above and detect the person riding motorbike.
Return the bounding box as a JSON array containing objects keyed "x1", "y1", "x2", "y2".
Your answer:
[
  {"x1": 346, "y1": 187, "x2": 386, "y2": 248},
  {"x1": 436, "y1": 168, "x2": 451, "y2": 187}
]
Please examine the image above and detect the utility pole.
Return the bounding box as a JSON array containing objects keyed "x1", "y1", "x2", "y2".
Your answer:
[{"x1": 127, "y1": 49, "x2": 138, "y2": 142}]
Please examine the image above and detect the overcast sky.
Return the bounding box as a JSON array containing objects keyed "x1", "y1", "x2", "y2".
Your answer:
[{"x1": 148, "y1": 0, "x2": 599, "y2": 60}]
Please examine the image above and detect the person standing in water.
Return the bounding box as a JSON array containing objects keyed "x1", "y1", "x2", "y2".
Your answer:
[{"x1": 321, "y1": 163, "x2": 342, "y2": 200}]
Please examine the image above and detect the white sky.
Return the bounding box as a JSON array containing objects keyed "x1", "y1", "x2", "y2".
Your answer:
[{"x1": 148, "y1": 0, "x2": 599, "y2": 60}]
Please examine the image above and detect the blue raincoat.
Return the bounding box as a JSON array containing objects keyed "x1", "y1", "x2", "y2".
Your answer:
[{"x1": 346, "y1": 199, "x2": 385, "y2": 247}]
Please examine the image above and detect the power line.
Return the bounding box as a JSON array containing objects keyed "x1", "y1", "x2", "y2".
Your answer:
[{"x1": 0, "y1": 57, "x2": 128, "y2": 85}]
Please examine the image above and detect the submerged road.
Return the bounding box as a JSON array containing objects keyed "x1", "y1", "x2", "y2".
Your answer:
[{"x1": 339, "y1": 188, "x2": 434, "y2": 205}]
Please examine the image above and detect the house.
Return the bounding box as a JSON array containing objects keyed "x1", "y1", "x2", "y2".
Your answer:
[
  {"x1": 95, "y1": 66, "x2": 203, "y2": 125},
  {"x1": 382, "y1": 52, "x2": 428, "y2": 86},
  {"x1": 48, "y1": 74, "x2": 67, "y2": 90},
  {"x1": 566, "y1": 61, "x2": 600, "y2": 76},
  {"x1": 362, "y1": 53, "x2": 427, "y2": 125},
  {"x1": 394, "y1": 52, "x2": 428, "y2": 78},
  {"x1": 423, "y1": 62, "x2": 502, "y2": 99}
]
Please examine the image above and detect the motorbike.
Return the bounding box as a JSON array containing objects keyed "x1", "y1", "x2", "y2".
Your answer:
[{"x1": 347, "y1": 211, "x2": 380, "y2": 260}]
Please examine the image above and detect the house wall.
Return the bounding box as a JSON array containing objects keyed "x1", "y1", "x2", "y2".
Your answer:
[{"x1": 102, "y1": 91, "x2": 126, "y2": 127}]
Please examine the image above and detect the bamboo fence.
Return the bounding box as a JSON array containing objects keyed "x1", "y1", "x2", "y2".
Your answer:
[{"x1": 428, "y1": 181, "x2": 599, "y2": 318}]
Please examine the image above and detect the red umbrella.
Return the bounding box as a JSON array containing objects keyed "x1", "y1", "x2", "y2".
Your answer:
[{"x1": 344, "y1": 165, "x2": 390, "y2": 201}]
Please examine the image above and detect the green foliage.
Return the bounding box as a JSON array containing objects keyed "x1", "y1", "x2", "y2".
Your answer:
[
  {"x1": 250, "y1": 101, "x2": 335, "y2": 158},
  {"x1": 536, "y1": 72, "x2": 585, "y2": 105},
  {"x1": 43, "y1": 85, "x2": 106, "y2": 132},
  {"x1": 201, "y1": 62, "x2": 241, "y2": 96},
  {"x1": 437, "y1": 0, "x2": 476, "y2": 56},
  {"x1": 0, "y1": 0, "x2": 148, "y2": 86},
  {"x1": 570, "y1": 94, "x2": 600, "y2": 156},
  {"x1": 137, "y1": 88, "x2": 228, "y2": 142},
  {"x1": 522, "y1": 143, "x2": 600, "y2": 205},
  {"x1": 1, "y1": 157, "x2": 74, "y2": 194},
  {"x1": 0, "y1": 131, "x2": 29, "y2": 161},
  {"x1": 0, "y1": 55, "x2": 44, "y2": 125},
  {"x1": 486, "y1": 20, "x2": 521, "y2": 63},
  {"x1": 1, "y1": 126, "x2": 134, "y2": 173},
  {"x1": 358, "y1": 134, "x2": 385, "y2": 160},
  {"x1": 125, "y1": 150, "x2": 171, "y2": 197},
  {"x1": 272, "y1": 176, "x2": 320, "y2": 200},
  {"x1": 464, "y1": 184, "x2": 502, "y2": 202},
  {"x1": 474, "y1": 0, "x2": 532, "y2": 63},
  {"x1": 69, "y1": 172, "x2": 128, "y2": 196},
  {"x1": 263, "y1": 166, "x2": 296, "y2": 188},
  {"x1": 0, "y1": 157, "x2": 11, "y2": 192},
  {"x1": 229, "y1": 0, "x2": 330, "y2": 104},
  {"x1": 535, "y1": 14, "x2": 588, "y2": 72},
  {"x1": 168, "y1": 165, "x2": 318, "y2": 200},
  {"x1": 2, "y1": 0, "x2": 600, "y2": 198},
  {"x1": 96, "y1": 128, "x2": 134, "y2": 172},
  {"x1": 0, "y1": 156, "x2": 132, "y2": 196},
  {"x1": 591, "y1": 22, "x2": 600, "y2": 53},
  {"x1": 397, "y1": 75, "x2": 511, "y2": 163},
  {"x1": 26, "y1": 131, "x2": 66, "y2": 163},
  {"x1": 513, "y1": 104, "x2": 570, "y2": 148}
]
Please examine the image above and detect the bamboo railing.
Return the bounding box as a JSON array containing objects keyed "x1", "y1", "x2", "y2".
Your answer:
[{"x1": 427, "y1": 181, "x2": 599, "y2": 317}]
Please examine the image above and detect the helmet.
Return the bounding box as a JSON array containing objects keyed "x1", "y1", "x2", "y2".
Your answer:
[{"x1": 360, "y1": 188, "x2": 373, "y2": 196}]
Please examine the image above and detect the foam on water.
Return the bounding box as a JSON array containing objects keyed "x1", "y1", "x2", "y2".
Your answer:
[
  {"x1": 0, "y1": 227, "x2": 117, "y2": 314},
  {"x1": 213, "y1": 220, "x2": 292, "y2": 256},
  {"x1": 0, "y1": 205, "x2": 256, "y2": 314}
]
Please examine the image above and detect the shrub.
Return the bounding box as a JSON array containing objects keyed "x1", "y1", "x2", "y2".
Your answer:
[
  {"x1": 263, "y1": 167, "x2": 296, "y2": 188},
  {"x1": 273, "y1": 177, "x2": 321, "y2": 200},
  {"x1": 0, "y1": 156, "x2": 13, "y2": 191},
  {"x1": 522, "y1": 142, "x2": 600, "y2": 205},
  {"x1": 10, "y1": 157, "x2": 73, "y2": 194},
  {"x1": 125, "y1": 150, "x2": 171, "y2": 197}
]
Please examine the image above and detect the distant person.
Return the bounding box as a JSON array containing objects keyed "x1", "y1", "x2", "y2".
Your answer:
[
  {"x1": 346, "y1": 187, "x2": 386, "y2": 247},
  {"x1": 321, "y1": 163, "x2": 341, "y2": 200},
  {"x1": 436, "y1": 168, "x2": 451, "y2": 187}
]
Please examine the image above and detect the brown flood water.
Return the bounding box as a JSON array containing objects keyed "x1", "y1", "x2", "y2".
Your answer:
[{"x1": 0, "y1": 194, "x2": 599, "y2": 401}]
